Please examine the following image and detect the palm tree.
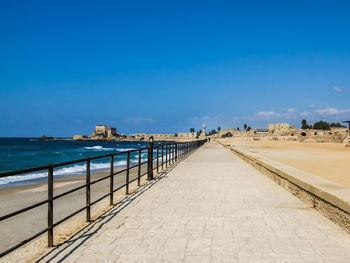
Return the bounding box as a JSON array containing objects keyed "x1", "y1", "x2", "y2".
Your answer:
[{"x1": 301, "y1": 120, "x2": 308, "y2": 129}]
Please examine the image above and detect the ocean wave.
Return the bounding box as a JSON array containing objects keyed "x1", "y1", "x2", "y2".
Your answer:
[
  {"x1": 83, "y1": 146, "x2": 114, "y2": 151},
  {"x1": 0, "y1": 171, "x2": 48, "y2": 186},
  {"x1": 115, "y1": 148, "x2": 136, "y2": 152},
  {"x1": 83, "y1": 146, "x2": 137, "y2": 152},
  {"x1": 0, "y1": 160, "x2": 130, "y2": 186}
]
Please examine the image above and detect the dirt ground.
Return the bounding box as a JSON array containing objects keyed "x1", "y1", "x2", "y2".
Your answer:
[{"x1": 218, "y1": 137, "x2": 350, "y2": 188}]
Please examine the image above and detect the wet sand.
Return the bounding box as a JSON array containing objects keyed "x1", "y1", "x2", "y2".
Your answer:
[
  {"x1": 218, "y1": 137, "x2": 350, "y2": 188},
  {"x1": 0, "y1": 163, "x2": 152, "y2": 255}
]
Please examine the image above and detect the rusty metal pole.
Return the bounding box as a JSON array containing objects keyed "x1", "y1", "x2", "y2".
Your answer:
[
  {"x1": 161, "y1": 145, "x2": 164, "y2": 170},
  {"x1": 110, "y1": 155, "x2": 114, "y2": 205},
  {"x1": 86, "y1": 159, "x2": 91, "y2": 222},
  {"x1": 175, "y1": 143, "x2": 178, "y2": 161},
  {"x1": 137, "y1": 149, "x2": 141, "y2": 186},
  {"x1": 47, "y1": 164, "x2": 54, "y2": 247},
  {"x1": 156, "y1": 146, "x2": 159, "y2": 174},
  {"x1": 147, "y1": 136, "x2": 154, "y2": 180},
  {"x1": 165, "y1": 144, "x2": 168, "y2": 168},
  {"x1": 126, "y1": 152, "x2": 130, "y2": 194}
]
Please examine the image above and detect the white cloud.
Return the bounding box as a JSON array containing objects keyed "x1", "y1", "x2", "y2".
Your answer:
[
  {"x1": 333, "y1": 86, "x2": 343, "y2": 93},
  {"x1": 315, "y1": 107, "x2": 350, "y2": 116},
  {"x1": 300, "y1": 112, "x2": 312, "y2": 117},
  {"x1": 315, "y1": 107, "x2": 339, "y2": 115},
  {"x1": 255, "y1": 111, "x2": 277, "y2": 117},
  {"x1": 254, "y1": 106, "x2": 350, "y2": 123}
]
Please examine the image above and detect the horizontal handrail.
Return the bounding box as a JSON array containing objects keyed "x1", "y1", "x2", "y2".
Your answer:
[
  {"x1": 0, "y1": 146, "x2": 150, "y2": 177},
  {"x1": 0, "y1": 199, "x2": 48, "y2": 221},
  {"x1": 0, "y1": 165, "x2": 49, "y2": 178},
  {"x1": 0, "y1": 139, "x2": 207, "y2": 258}
]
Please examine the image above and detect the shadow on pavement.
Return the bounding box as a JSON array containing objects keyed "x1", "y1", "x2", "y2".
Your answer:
[{"x1": 35, "y1": 160, "x2": 183, "y2": 263}]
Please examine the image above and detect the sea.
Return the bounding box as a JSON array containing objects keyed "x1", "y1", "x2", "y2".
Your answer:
[{"x1": 0, "y1": 138, "x2": 167, "y2": 187}]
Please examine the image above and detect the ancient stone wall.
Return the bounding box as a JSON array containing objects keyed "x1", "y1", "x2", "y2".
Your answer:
[
  {"x1": 177, "y1": 133, "x2": 196, "y2": 138},
  {"x1": 217, "y1": 141, "x2": 350, "y2": 234}
]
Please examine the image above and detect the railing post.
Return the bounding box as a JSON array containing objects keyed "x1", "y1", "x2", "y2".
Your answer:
[
  {"x1": 175, "y1": 143, "x2": 178, "y2": 161},
  {"x1": 161, "y1": 145, "x2": 164, "y2": 170},
  {"x1": 165, "y1": 144, "x2": 168, "y2": 168},
  {"x1": 169, "y1": 144, "x2": 173, "y2": 166},
  {"x1": 86, "y1": 159, "x2": 91, "y2": 222},
  {"x1": 169, "y1": 144, "x2": 171, "y2": 164},
  {"x1": 48, "y1": 164, "x2": 54, "y2": 247},
  {"x1": 147, "y1": 136, "x2": 154, "y2": 180},
  {"x1": 172, "y1": 144, "x2": 174, "y2": 163},
  {"x1": 156, "y1": 146, "x2": 159, "y2": 174},
  {"x1": 126, "y1": 152, "x2": 130, "y2": 194},
  {"x1": 138, "y1": 149, "x2": 141, "y2": 186},
  {"x1": 110, "y1": 155, "x2": 114, "y2": 206}
]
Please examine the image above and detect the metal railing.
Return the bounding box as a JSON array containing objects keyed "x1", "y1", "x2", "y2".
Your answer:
[{"x1": 0, "y1": 139, "x2": 206, "y2": 257}]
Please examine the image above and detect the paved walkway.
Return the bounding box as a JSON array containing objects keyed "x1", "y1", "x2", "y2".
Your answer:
[{"x1": 38, "y1": 143, "x2": 350, "y2": 262}]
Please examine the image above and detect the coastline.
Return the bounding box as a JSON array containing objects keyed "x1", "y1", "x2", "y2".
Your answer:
[{"x1": 0, "y1": 163, "x2": 149, "y2": 255}]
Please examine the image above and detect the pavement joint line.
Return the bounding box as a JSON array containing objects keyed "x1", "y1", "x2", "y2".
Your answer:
[
  {"x1": 217, "y1": 140, "x2": 350, "y2": 234},
  {"x1": 5, "y1": 142, "x2": 350, "y2": 262}
]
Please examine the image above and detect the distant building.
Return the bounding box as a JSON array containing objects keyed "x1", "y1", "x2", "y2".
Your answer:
[
  {"x1": 200, "y1": 123, "x2": 207, "y2": 138},
  {"x1": 178, "y1": 133, "x2": 196, "y2": 139},
  {"x1": 73, "y1": 135, "x2": 88, "y2": 140},
  {"x1": 255, "y1": 129, "x2": 269, "y2": 133},
  {"x1": 268, "y1": 123, "x2": 291, "y2": 131},
  {"x1": 91, "y1": 125, "x2": 117, "y2": 139},
  {"x1": 73, "y1": 125, "x2": 118, "y2": 140},
  {"x1": 134, "y1": 133, "x2": 176, "y2": 140}
]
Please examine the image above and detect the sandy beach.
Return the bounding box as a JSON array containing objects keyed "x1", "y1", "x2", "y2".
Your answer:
[
  {"x1": 0, "y1": 162, "x2": 153, "y2": 256},
  {"x1": 218, "y1": 137, "x2": 350, "y2": 188}
]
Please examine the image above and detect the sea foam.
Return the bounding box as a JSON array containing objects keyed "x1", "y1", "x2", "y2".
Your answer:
[
  {"x1": 115, "y1": 148, "x2": 136, "y2": 152},
  {"x1": 0, "y1": 159, "x2": 136, "y2": 186},
  {"x1": 83, "y1": 146, "x2": 115, "y2": 151}
]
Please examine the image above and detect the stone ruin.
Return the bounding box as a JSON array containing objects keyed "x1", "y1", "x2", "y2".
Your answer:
[
  {"x1": 91, "y1": 125, "x2": 117, "y2": 139},
  {"x1": 265, "y1": 123, "x2": 349, "y2": 144},
  {"x1": 73, "y1": 125, "x2": 118, "y2": 140},
  {"x1": 215, "y1": 123, "x2": 350, "y2": 146}
]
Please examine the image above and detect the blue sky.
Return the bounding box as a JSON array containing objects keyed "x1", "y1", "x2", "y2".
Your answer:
[{"x1": 1, "y1": 0, "x2": 350, "y2": 137}]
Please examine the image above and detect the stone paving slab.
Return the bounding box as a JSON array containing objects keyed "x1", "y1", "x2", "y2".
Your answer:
[{"x1": 35, "y1": 142, "x2": 350, "y2": 262}]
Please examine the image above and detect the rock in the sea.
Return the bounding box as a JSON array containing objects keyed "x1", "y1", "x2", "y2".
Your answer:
[{"x1": 39, "y1": 136, "x2": 54, "y2": 141}]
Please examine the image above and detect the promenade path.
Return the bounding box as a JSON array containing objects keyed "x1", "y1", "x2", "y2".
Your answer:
[{"x1": 36, "y1": 142, "x2": 350, "y2": 262}]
